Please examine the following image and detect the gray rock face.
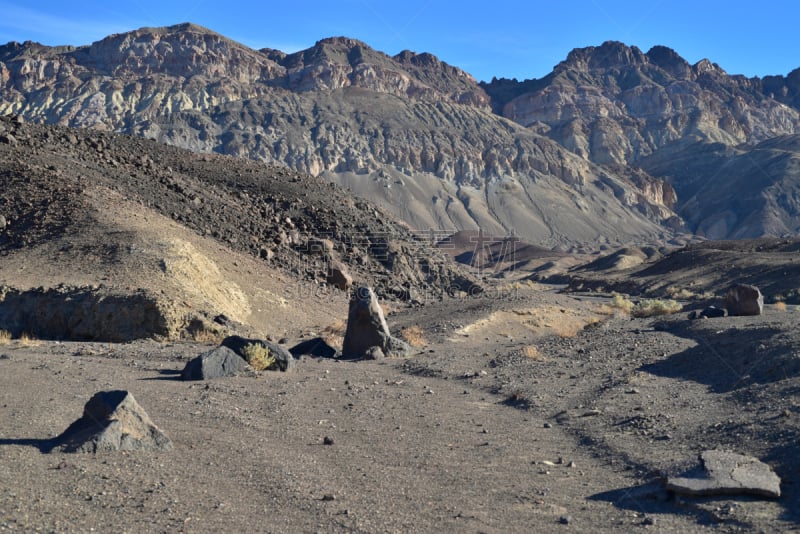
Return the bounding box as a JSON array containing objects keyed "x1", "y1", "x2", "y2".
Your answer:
[
  {"x1": 180, "y1": 346, "x2": 255, "y2": 380},
  {"x1": 54, "y1": 391, "x2": 172, "y2": 453},
  {"x1": 221, "y1": 335, "x2": 296, "y2": 371},
  {"x1": 341, "y1": 286, "x2": 411, "y2": 359},
  {"x1": 666, "y1": 450, "x2": 781, "y2": 498},
  {"x1": 725, "y1": 284, "x2": 764, "y2": 316}
]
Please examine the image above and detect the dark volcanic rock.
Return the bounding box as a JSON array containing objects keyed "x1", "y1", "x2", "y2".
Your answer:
[
  {"x1": 221, "y1": 335, "x2": 296, "y2": 371},
  {"x1": 666, "y1": 450, "x2": 780, "y2": 498},
  {"x1": 53, "y1": 390, "x2": 172, "y2": 453},
  {"x1": 725, "y1": 284, "x2": 764, "y2": 316},
  {"x1": 290, "y1": 337, "x2": 339, "y2": 358},
  {"x1": 341, "y1": 286, "x2": 410, "y2": 359},
  {"x1": 181, "y1": 346, "x2": 255, "y2": 380}
]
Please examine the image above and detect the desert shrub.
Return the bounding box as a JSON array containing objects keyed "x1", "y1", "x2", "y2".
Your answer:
[
  {"x1": 632, "y1": 299, "x2": 683, "y2": 318},
  {"x1": 665, "y1": 286, "x2": 696, "y2": 299},
  {"x1": 0, "y1": 330, "x2": 10, "y2": 345},
  {"x1": 522, "y1": 345, "x2": 545, "y2": 361},
  {"x1": 775, "y1": 301, "x2": 788, "y2": 311},
  {"x1": 400, "y1": 325, "x2": 427, "y2": 347},
  {"x1": 241, "y1": 342, "x2": 275, "y2": 371},
  {"x1": 19, "y1": 332, "x2": 41, "y2": 347},
  {"x1": 610, "y1": 293, "x2": 635, "y2": 314}
]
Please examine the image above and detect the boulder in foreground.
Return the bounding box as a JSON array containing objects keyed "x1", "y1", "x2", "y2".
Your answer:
[
  {"x1": 53, "y1": 390, "x2": 172, "y2": 453},
  {"x1": 666, "y1": 450, "x2": 780, "y2": 498}
]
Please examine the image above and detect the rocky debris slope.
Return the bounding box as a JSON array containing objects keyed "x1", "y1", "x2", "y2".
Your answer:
[
  {"x1": 551, "y1": 238, "x2": 800, "y2": 304},
  {"x1": 0, "y1": 24, "x2": 681, "y2": 248},
  {"x1": 0, "y1": 115, "x2": 473, "y2": 299}
]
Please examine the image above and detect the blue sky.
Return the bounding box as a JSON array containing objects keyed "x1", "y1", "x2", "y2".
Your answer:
[{"x1": 1, "y1": 1, "x2": 798, "y2": 82}]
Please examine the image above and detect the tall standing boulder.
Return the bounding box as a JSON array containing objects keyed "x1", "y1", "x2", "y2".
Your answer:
[
  {"x1": 725, "y1": 284, "x2": 763, "y2": 316},
  {"x1": 341, "y1": 286, "x2": 411, "y2": 359},
  {"x1": 53, "y1": 391, "x2": 172, "y2": 453}
]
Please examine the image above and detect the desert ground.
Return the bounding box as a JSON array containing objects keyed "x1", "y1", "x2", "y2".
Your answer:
[{"x1": 2, "y1": 285, "x2": 800, "y2": 533}]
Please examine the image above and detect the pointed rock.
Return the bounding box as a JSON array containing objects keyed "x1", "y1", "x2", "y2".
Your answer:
[
  {"x1": 54, "y1": 391, "x2": 172, "y2": 453},
  {"x1": 341, "y1": 286, "x2": 410, "y2": 359}
]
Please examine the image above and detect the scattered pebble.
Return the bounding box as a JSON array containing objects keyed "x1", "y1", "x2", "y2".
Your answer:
[
  {"x1": 559, "y1": 515, "x2": 572, "y2": 525},
  {"x1": 323, "y1": 436, "x2": 335, "y2": 445},
  {"x1": 543, "y1": 422, "x2": 553, "y2": 429}
]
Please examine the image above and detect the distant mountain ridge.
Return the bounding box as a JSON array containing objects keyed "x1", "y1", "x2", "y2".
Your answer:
[{"x1": 2, "y1": 25, "x2": 799, "y2": 244}]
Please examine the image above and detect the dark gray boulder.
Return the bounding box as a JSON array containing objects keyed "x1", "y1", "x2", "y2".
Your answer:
[
  {"x1": 666, "y1": 450, "x2": 780, "y2": 498},
  {"x1": 725, "y1": 284, "x2": 763, "y2": 316},
  {"x1": 341, "y1": 286, "x2": 411, "y2": 359},
  {"x1": 54, "y1": 390, "x2": 172, "y2": 453},
  {"x1": 290, "y1": 337, "x2": 339, "y2": 358},
  {"x1": 221, "y1": 335, "x2": 296, "y2": 371},
  {"x1": 181, "y1": 346, "x2": 255, "y2": 380}
]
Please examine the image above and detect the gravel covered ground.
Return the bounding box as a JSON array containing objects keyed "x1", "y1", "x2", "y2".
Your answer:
[{"x1": 2, "y1": 290, "x2": 800, "y2": 532}]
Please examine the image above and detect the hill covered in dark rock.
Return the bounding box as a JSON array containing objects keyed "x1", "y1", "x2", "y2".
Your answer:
[{"x1": 0, "y1": 114, "x2": 476, "y2": 339}]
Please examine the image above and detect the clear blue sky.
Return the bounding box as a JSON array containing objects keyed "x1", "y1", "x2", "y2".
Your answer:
[{"x1": 1, "y1": 1, "x2": 798, "y2": 82}]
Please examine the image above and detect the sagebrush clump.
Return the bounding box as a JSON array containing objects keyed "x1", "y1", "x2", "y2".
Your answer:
[
  {"x1": 241, "y1": 342, "x2": 275, "y2": 371},
  {"x1": 400, "y1": 325, "x2": 427, "y2": 347}
]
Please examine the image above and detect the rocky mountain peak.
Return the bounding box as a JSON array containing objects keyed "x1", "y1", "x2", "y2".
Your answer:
[
  {"x1": 645, "y1": 45, "x2": 692, "y2": 79},
  {"x1": 559, "y1": 41, "x2": 648, "y2": 72}
]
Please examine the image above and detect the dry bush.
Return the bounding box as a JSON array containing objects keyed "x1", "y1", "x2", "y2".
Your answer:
[
  {"x1": 19, "y1": 332, "x2": 41, "y2": 347},
  {"x1": 189, "y1": 326, "x2": 225, "y2": 344},
  {"x1": 550, "y1": 319, "x2": 583, "y2": 338},
  {"x1": 665, "y1": 286, "x2": 696, "y2": 299},
  {"x1": 775, "y1": 301, "x2": 788, "y2": 311},
  {"x1": 632, "y1": 299, "x2": 683, "y2": 318},
  {"x1": 522, "y1": 345, "x2": 545, "y2": 361},
  {"x1": 594, "y1": 303, "x2": 617, "y2": 316},
  {"x1": 610, "y1": 294, "x2": 635, "y2": 314},
  {"x1": 400, "y1": 325, "x2": 427, "y2": 347},
  {"x1": 0, "y1": 330, "x2": 11, "y2": 345},
  {"x1": 241, "y1": 342, "x2": 275, "y2": 371},
  {"x1": 321, "y1": 319, "x2": 346, "y2": 351}
]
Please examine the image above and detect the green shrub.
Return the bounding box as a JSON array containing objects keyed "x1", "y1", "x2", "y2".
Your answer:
[{"x1": 241, "y1": 342, "x2": 275, "y2": 371}]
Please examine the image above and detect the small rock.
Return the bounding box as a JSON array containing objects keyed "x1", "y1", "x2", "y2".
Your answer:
[
  {"x1": 559, "y1": 515, "x2": 572, "y2": 525},
  {"x1": 699, "y1": 306, "x2": 725, "y2": 319},
  {"x1": 323, "y1": 436, "x2": 335, "y2": 446},
  {"x1": 543, "y1": 422, "x2": 553, "y2": 429},
  {"x1": 642, "y1": 516, "x2": 655, "y2": 526},
  {"x1": 321, "y1": 494, "x2": 336, "y2": 501}
]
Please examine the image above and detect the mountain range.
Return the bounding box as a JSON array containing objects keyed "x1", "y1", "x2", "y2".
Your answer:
[{"x1": 2, "y1": 23, "x2": 799, "y2": 247}]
